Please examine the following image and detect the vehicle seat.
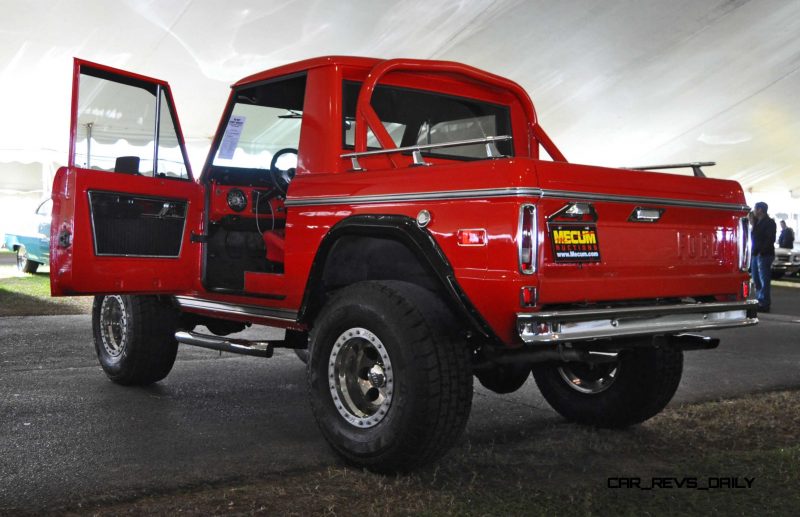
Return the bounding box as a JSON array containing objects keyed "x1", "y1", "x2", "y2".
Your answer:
[
  {"x1": 262, "y1": 229, "x2": 285, "y2": 263},
  {"x1": 114, "y1": 156, "x2": 140, "y2": 174}
]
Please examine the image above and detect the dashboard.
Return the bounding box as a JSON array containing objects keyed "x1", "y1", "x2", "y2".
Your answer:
[{"x1": 209, "y1": 182, "x2": 286, "y2": 230}]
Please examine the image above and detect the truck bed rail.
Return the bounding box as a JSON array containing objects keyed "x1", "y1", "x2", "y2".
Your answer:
[
  {"x1": 341, "y1": 135, "x2": 512, "y2": 171},
  {"x1": 624, "y1": 161, "x2": 715, "y2": 177}
]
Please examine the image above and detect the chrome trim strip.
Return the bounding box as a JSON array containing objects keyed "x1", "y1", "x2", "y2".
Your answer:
[
  {"x1": 540, "y1": 189, "x2": 749, "y2": 212},
  {"x1": 286, "y1": 187, "x2": 748, "y2": 212},
  {"x1": 517, "y1": 204, "x2": 536, "y2": 274},
  {"x1": 174, "y1": 296, "x2": 297, "y2": 322},
  {"x1": 517, "y1": 301, "x2": 758, "y2": 344},
  {"x1": 153, "y1": 84, "x2": 162, "y2": 176},
  {"x1": 737, "y1": 216, "x2": 751, "y2": 271},
  {"x1": 285, "y1": 187, "x2": 543, "y2": 207}
]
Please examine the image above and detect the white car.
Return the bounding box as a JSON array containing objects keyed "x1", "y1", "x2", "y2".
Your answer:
[
  {"x1": 2, "y1": 198, "x2": 51, "y2": 273},
  {"x1": 772, "y1": 244, "x2": 800, "y2": 279}
]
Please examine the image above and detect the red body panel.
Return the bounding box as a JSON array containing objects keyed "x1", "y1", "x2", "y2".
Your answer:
[
  {"x1": 52, "y1": 59, "x2": 202, "y2": 296},
  {"x1": 284, "y1": 157, "x2": 748, "y2": 343},
  {"x1": 50, "y1": 168, "x2": 203, "y2": 295},
  {"x1": 53, "y1": 56, "x2": 750, "y2": 346}
]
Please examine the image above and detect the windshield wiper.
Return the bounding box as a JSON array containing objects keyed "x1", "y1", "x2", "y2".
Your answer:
[{"x1": 278, "y1": 110, "x2": 302, "y2": 119}]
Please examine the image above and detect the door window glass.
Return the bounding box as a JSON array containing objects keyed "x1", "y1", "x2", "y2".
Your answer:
[{"x1": 73, "y1": 67, "x2": 189, "y2": 179}]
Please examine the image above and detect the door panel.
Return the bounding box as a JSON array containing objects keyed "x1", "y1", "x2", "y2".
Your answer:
[
  {"x1": 89, "y1": 191, "x2": 188, "y2": 257},
  {"x1": 51, "y1": 59, "x2": 202, "y2": 296}
]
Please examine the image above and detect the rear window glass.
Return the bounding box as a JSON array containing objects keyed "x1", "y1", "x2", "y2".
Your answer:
[{"x1": 343, "y1": 81, "x2": 513, "y2": 159}]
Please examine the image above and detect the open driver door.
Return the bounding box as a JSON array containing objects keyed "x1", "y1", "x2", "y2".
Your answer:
[{"x1": 50, "y1": 59, "x2": 203, "y2": 296}]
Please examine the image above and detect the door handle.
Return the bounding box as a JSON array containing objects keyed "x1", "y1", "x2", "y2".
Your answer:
[
  {"x1": 58, "y1": 228, "x2": 72, "y2": 248},
  {"x1": 157, "y1": 202, "x2": 173, "y2": 218}
]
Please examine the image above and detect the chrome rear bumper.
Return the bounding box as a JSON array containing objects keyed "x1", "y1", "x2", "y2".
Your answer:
[{"x1": 517, "y1": 300, "x2": 758, "y2": 344}]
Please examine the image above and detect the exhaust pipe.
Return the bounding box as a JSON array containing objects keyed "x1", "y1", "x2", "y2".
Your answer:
[
  {"x1": 175, "y1": 331, "x2": 275, "y2": 358},
  {"x1": 660, "y1": 333, "x2": 720, "y2": 351}
]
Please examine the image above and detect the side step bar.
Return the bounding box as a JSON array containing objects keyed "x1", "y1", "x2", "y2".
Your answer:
[{"x1": 175, "y1": 331, "x2": 277, "y2": 358}]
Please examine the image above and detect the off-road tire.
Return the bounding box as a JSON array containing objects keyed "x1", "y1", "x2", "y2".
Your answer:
[
  {"x1": 308, "y1": 281, "x2": 472, "y2": 473},
  {"x1": 16, "y1": 245, "x2": 39, "y2": 274},
  {"x1": 294, "y1": 349, "x2": 309, "y2": 363},
  {"x1": 474, "y1": 363, "x2": 532, "y2": 394},
  {"x1": 286, "y1": 329, "x2": 309, "y2": 364},
  {"x1": 531, "y1": 346, "x2": 683, "y2": 428},
  {"x1": 92, "y1": 295, "x2": 180, "y2": 386}
]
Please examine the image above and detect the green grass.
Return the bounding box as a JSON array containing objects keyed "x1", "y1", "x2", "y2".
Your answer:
[
  {"x1": 56, "y1": 389, "x2": 800, "y2": 516},
  {"x1": 1, "y1": 269, "x2": 51, "y2": 296},
  {"x1": 0, "y1": 264, "x2": 91, "y2": 316}
]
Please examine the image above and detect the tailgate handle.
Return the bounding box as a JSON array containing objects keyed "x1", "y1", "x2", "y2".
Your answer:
[{"x1": 628, "y1": 207, "x2": 664, "y2": 223}]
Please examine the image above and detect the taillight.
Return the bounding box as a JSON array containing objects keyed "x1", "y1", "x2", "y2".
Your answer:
[
  {"x1": 457, "y1": 229, "x2": 487, "y2": 246},
  {"x1": 520, "y1": 286, "x2": 537, "y2": 307},
  {"x1": 737, "y1": 216, "x2": 750, "y2": 271},
  {"x1": 518, "y1": 204, "x2": 537, "y2": 274}
]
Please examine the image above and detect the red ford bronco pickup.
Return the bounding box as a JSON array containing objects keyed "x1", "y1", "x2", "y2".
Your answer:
[{"x1": 50, "y1": 56, "x2": 757, "y2": 472}]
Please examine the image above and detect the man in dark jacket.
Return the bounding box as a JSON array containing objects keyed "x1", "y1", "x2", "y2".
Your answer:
[
  {"x1": 778, "y1": 220, "x2": 794, "y2": 249},
  {"x1": 750, "y1": 201, "x2": 777, "y2": 312}
]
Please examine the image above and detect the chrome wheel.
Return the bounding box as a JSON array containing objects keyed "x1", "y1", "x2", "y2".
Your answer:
[
  {"x1": 329, "y1": 327, "x2": 393, "y2": 428},
  {"x1": 99, "y1": 295, "x2": 128, "y2": 358},
  {"x1": 558, "y1": 361, "x2": 619, "y2": 394},
  {"x1": 16, "y1": 246, "x2": 27, "y2": 271}
]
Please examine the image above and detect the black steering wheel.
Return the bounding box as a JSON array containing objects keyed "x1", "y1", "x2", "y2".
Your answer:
[{"x1": 270, "y1": 147, "x2": 298, "y2": 196}]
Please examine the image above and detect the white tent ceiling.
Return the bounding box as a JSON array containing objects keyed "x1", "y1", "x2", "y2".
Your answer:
[{"x1": 2, "y1": 0, "x2": 800, "y2": 200}]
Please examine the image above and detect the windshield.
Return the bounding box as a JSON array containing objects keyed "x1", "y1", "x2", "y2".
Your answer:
[{"x1": 212, "y1": 74, "x2": 306, "y2": 171}]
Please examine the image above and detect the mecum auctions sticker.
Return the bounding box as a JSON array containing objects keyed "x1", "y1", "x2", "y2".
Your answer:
[{"x1": 548, "y1": 223, "x2": 601, "y2": 263}]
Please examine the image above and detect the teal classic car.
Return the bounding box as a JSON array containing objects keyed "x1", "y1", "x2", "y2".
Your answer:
[{"x1": 3, "y1": 198, "x2": 51, "y2": 273}]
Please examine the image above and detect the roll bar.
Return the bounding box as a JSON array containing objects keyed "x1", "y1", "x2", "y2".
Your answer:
[{"x1": 352, "y1": 58, "x2": 567, "y2": 163}]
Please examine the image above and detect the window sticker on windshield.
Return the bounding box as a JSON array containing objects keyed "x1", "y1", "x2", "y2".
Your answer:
[
  {"x1": 218, "y1": 115, "x2": 246, "y2": 160},
  {"x1": 548, "y1": 223, "x2": 601, "y2": 263}
]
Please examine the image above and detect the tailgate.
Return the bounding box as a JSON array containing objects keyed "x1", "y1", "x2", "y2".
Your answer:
[{"x1": 533, "y1": 161, "x2": 749, "y2": 306}]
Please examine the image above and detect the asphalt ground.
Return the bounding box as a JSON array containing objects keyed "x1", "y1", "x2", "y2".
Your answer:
[{"x1": 0, "y1": 287, "x2": 799, "y2": 512}]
